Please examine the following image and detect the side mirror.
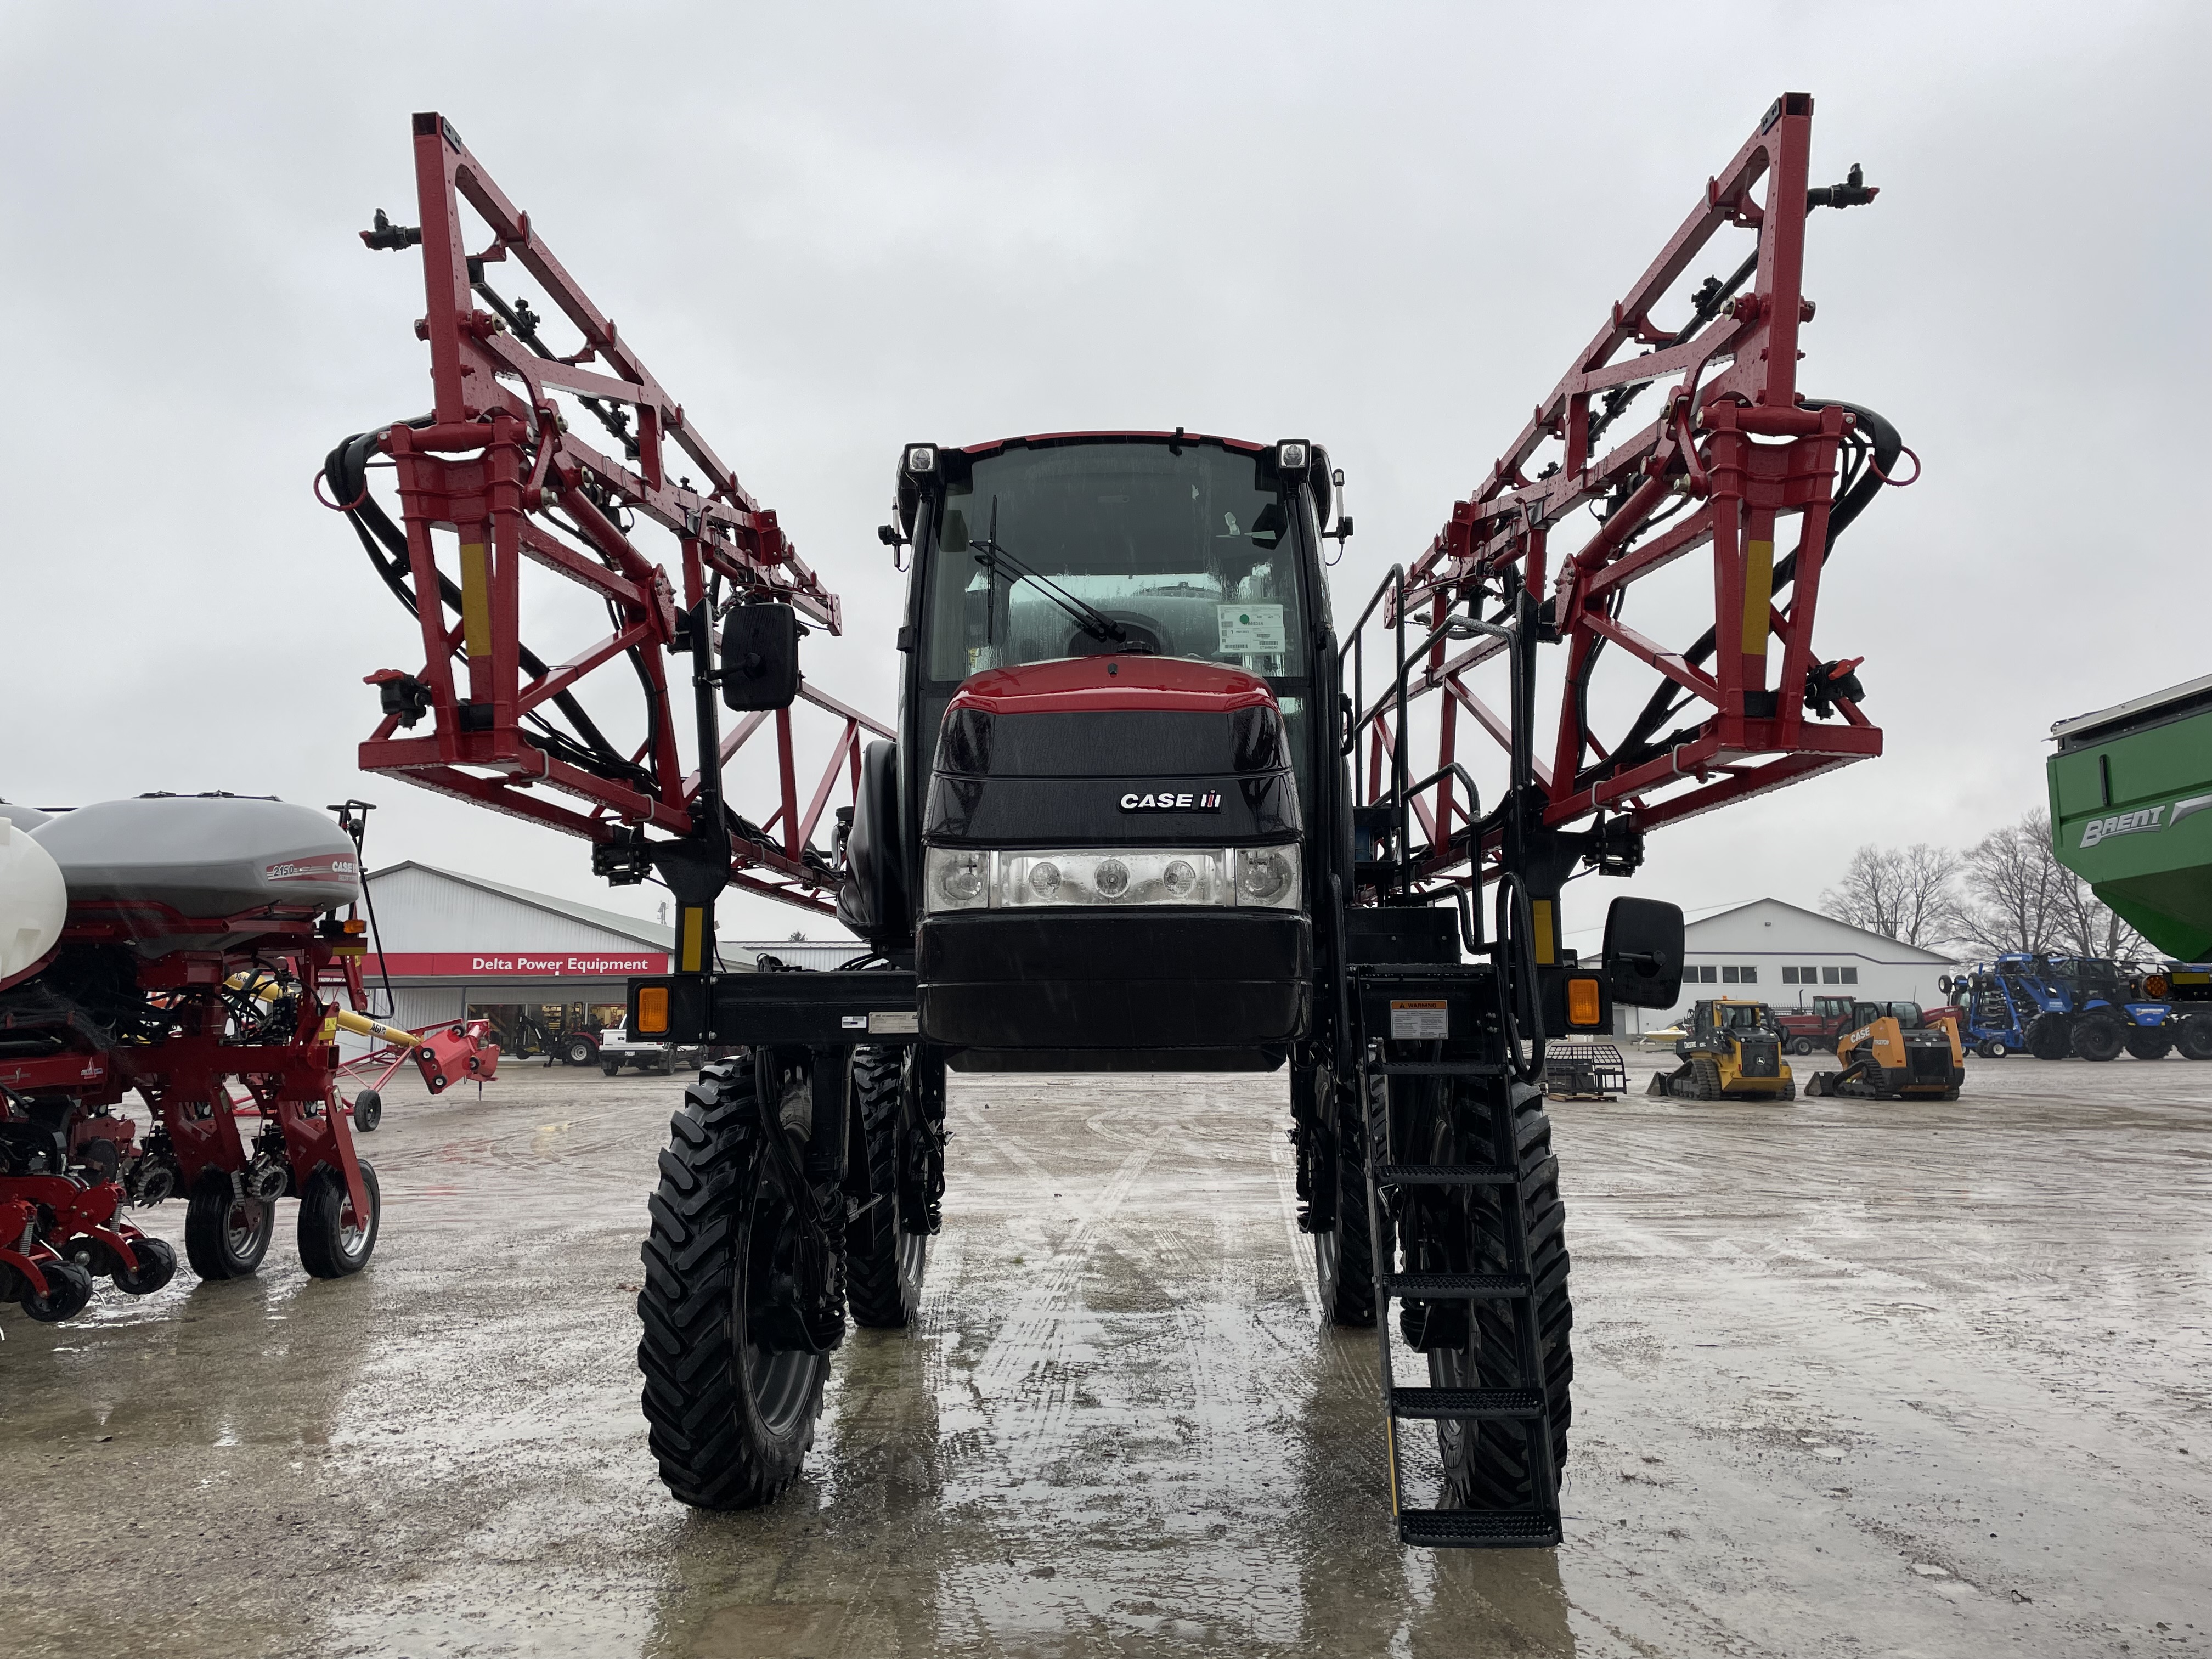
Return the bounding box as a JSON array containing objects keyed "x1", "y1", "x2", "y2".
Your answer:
[
  {"x1": 720, "y1": 603, "x2": 800, "y2": 711},
  {"x1": 1603, "y1": 895, "x2": 1684, "y2": 1008}
]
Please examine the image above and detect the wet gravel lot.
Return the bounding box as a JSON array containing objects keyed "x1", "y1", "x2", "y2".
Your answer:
[{"x1": 3, "y1": 1048, "x2": 2207, "y2": 1657}]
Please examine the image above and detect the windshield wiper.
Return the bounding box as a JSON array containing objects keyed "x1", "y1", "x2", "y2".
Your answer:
[{"x1": 970, "y1": 497, "x2": 1146, "y2": 651}]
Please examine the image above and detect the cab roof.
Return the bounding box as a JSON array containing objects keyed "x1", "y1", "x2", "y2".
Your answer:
[{"x1": 955, "y1": 430, "x2": 1267, "y2": 459}]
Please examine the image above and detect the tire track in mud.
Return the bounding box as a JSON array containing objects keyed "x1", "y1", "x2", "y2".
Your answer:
[{"x1": 946, "y1": 1100, "x2": 1162, "y2": 1453}]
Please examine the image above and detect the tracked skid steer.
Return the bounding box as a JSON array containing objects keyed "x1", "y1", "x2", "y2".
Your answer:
[
  {"x1": 1647, "y1": 998, "x2": 1795, "y2": 1101},
  {"x1": 1803, "y1": 1001, "x2": 1963, "y2": 1099}
]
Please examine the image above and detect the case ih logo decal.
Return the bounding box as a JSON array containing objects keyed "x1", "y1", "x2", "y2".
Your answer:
[
  {"x1": 262, "y1": 853, "x2": 360, "y2": 883},
  {"x1": 1119, "y1": 790, "x2": 1223, "y2": 811},
  {"x1": 2080, "y1": 793, "x2": 2212, "y2": 849}
]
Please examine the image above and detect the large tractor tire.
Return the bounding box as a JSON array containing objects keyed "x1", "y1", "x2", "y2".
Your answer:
[
  {"x1": 2124, "y1": 1026, "x2": 2174, "y2": 1062},
  {"x1": 563, "y1": 1034, "x2": 600, "y2": 1068},
  {"x1": 2073, "y1": 1017, "x2": 2125, "y2": 1063},
  {"x1": 1314, "y1": 1074, "x2": 1376, "y2": 1327},
  {"x1": 1400, "y1": 1072, "x2": 1572, "y2": 1514},
  {"x1": 845, "y1": 1046, "x2": 928, "y2": 1329},
  {"x1": 183, "y1": 1176, "x2": 276, "y2": 1280},
  {"x1": 2177, "y1": 1016, "x2": 2212, "y2": 1061},
  {"x1": 2027, "y1": 1013, "x2": 2074, "y2": 1061},
  {"x1": 637, "y1": 1060, "x2": 829, "y2": 1509}
]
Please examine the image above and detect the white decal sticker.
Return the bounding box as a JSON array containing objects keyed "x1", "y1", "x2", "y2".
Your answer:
[
  {"x1": 1218, "y1": 603, "x2": 1286, "y2": 654},
  {"x1": 263, "y1": 853, "x2": 359, "y2": 883},
  {"x1": 1120, "y1": 790, "x2": 1222, "y2": 811},
  {"x1": 1389, "y1": 1000, "x2": 1448, "y2": 1040},
  {"x1": 2079, "y1": 790, "x2": 2212, "y2": 850},
  {"x1": 2081, "y1": 805, "x2": 2166, "y2": 848},
  {"x1": 868, "y1": 1011, "x2": 919, "y2": 1035}
]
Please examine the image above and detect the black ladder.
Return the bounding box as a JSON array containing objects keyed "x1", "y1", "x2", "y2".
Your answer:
[{"x1": 1351, "y1": 961, "x2": 1564, "y2": 1549}]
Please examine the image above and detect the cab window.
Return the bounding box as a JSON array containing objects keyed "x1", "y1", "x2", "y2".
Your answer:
[{"x1": 922, "y1": 441, "x2": 1307, "y2": 681}]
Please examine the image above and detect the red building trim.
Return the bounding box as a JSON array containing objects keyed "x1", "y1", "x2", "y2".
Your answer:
[{"x1": 365, "y1": 952, "x2": 669, "y2": 979}]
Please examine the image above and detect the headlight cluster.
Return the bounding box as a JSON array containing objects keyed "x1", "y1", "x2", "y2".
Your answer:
[{"x1": 923, "y1": 845, "x2": 1300, "y2": 912}]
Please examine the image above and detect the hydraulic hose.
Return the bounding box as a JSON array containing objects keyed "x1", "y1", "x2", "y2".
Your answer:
[
  {"x1": 321, "y1": 428, "x2": 657, "y2": 793},
  {"x1": 1581, "y1": 398, "x2": 1904, "y2": 791}
]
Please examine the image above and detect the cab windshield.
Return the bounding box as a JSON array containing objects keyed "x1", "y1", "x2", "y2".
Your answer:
[{"x1": 921, "y1": 441, "x2": 1307, "y2": 681}]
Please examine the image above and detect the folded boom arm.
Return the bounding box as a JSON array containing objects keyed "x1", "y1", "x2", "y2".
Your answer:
[
  {"x1": 1353, "y1": 92, "x2": 1905, "y2": 895},
  {"x1": 326, "y1": 113, "x2": 887, "y2": 918}
]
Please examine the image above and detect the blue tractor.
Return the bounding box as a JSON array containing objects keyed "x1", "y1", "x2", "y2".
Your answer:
[{"x1": 1941, "y1": 955, "x2": 2209, "y2": 1061}]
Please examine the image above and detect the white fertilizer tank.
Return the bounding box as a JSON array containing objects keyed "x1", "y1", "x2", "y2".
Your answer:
[
  {"x1": 27, "y1": 796, "x2": 361, "y2": 952},
  {"x1": 0, "y1": 816, "x2": 67, "y2": 984}
]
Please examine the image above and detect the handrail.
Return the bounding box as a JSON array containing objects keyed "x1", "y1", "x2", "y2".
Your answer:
[{"x1": 1342, "y1": 597, "x2": 1531, "y2": 901}]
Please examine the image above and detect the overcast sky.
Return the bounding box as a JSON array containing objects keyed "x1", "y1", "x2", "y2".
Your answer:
[{"x1": 3, "y1": 3, "x2": 2204, "y2": 946}]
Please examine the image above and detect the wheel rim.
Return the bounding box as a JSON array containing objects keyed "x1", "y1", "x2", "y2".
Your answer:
[
  {"x1": 227, "y1": 1197, "x2": 269, "y2": 1260},
  {"x1": 337, "y1": 1189, "x2": 371, "y2": 1260},
  {"x1": 1312, "y1": 1076, "x2": 1355, "y2": 1301},
  {"x1": 740, "y1": 1150, "x2": 823, "y2": 1437},
  {"x1": 896, "y1": 1229, "x2": 928, "y2": 1301}
]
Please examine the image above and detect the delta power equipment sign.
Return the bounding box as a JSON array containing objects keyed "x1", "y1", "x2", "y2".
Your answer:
[{"x1": 364, "y1": 952, "x2": 670, "y2": 979}]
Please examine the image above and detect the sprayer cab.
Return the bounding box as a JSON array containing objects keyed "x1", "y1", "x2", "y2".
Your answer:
[{"x1": 871, "y1": 433, "x2": 1332, "y2": 1070}]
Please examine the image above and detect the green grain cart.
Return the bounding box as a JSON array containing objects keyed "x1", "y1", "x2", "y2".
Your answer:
[{"x1": 2048, "y1": 674, "x2": 2212, "y2": 963}]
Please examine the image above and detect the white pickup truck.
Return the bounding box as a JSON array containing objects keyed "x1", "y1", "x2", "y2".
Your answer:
[{"x1": 596, "y1": 1026, "x2": 684, "y2": 1076}]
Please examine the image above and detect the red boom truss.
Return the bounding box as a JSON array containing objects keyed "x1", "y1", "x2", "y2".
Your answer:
[
  {"x1": 1361, "y1": 92, "x2": 1904, "y2": 889},
  {"x1": 330, "y1": 113, "x2": 885, "y2": 916}
]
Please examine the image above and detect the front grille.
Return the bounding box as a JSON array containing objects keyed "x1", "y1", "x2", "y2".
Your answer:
[
  {"x1": 1906, "y1": 1042, "x2": 1952, "y2": 1082},
  {"x1": 1739, "y1": 1037, "x2": 1780, "y2": 1077},
  {"x1": 936, "y1": 706, "x2": 1285, "y2": 778}
]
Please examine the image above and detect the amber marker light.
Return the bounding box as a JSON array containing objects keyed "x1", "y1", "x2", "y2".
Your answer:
[{"x1": 1567, "y1": 977, "x2": 1602, "y2": 1028}]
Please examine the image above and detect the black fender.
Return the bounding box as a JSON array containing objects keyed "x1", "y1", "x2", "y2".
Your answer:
[{"x1": 835, "y1": 740, "x2": 910, "y2": 945}]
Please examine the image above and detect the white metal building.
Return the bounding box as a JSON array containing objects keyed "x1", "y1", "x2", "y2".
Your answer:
[
  {"x1": 360, "y1": 863, "x2": 700, "y2": 1053},
  {"x1": 1574, "y1": 896, "x2": 1959, "y2": 1032},
  {"x1": 354, "y1": 864, "x2": 874, "y2": 1056}
]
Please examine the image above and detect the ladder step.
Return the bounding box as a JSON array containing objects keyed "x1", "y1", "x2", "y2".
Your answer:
[
  {"x1": 1368, "y1": 1061, "x2": 1506, "y2": 1077},
  {"x1": 1388, "y1": 1386, "x2": 1545, "y2": 1420},
  {"x1": 1351, "y1": 964, "x2": 1491, "y2": 979},
  {"x1": 1397, "y1": 1508, "x2": 1562, "y2": 1549},
  {"x1": 1382, "y1": 1272, "x2": 1530, "y2": 1300},
  {"x1": 1373, "y1": 1162, "x2": 1514, "y2": 1187}
]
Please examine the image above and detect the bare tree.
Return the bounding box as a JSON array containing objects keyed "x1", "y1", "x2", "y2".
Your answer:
[
  {"x1": 1920, "y1": 805, "x2": 2159, "y2": 960},
  {"x1": 2047, "y1": 842, "x2": 2151, "y2": 962},
  {"x1": 1820, "y1": 843, "x2": 1965, "y2": 948},
  {"x1": 1956, "y1": 813, "x2": 2061, "y2": 957}
]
